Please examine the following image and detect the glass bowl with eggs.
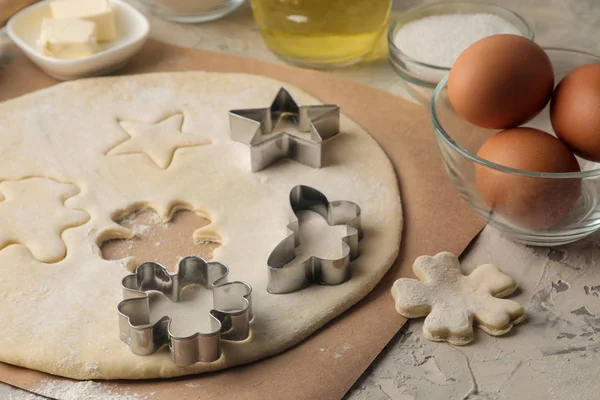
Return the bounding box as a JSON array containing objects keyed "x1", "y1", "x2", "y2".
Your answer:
[
  {"x1": 388, "y1": 2, "x2": 533, "y2": 105},
  {"x1": 432, "y1": 35, "x2": 600, "y2": 246}
]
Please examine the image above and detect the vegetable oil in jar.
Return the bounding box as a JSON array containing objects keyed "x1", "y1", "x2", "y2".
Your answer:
[{"x1": 251, "y1": 0, "x2": 392, "y2": 67}]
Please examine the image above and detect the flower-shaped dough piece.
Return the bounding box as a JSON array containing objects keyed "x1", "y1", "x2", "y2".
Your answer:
[
  {"x1": 391, "y1": 252, "x2": 525, "y2": 345},
  {"x1": 0, "y1": 178, "x2": 89, "y2": 263}
]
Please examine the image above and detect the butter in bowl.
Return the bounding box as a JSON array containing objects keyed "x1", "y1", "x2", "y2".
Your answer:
[
  {"x1": 40, "y1": 0, "x2": 117, "y2": 59},
  {"x1": 7, "y1": 0, "x2": 149, "y2": 80}
]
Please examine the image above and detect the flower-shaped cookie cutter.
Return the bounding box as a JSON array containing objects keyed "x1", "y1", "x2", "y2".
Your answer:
[
  {"x1": 117, "y1": 256, "x2": 252, "y2": 366},
  {"x1": 267, "y1": 185, "x2": 363, "y2": 294}
]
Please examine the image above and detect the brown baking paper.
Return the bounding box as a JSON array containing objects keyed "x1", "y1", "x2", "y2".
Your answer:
[
  {"x1": 0, "y1": 40, "x2": 484, "y2": 400},
  {"x1": 0, "y1": 0, "x2": 37, "y2": 26}
]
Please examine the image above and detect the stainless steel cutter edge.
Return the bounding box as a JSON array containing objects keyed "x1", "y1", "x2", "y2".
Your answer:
[
  {"x1": 229, "y1": 87, "x2": 340, "y2": 172},
  {"x1": 267, "y1": 185, "x2": 363, "y2": 294},
  {"x1": 117, "y1": 256, "x2": 252, "y2": 366}
]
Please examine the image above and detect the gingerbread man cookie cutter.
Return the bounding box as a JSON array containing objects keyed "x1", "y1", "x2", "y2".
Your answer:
[
  {"x1": 267, "y1": 185, "x2": 363, "y2": 294},
  {"x1": 229, "y1": 87, "x2": 340, "y2": 172},
  {"x1": 391, "y1": 252, "x2": 525, "y2": 345},
  {"x1": 117, "y1": 256, "x2": 252, "y2": 366}
]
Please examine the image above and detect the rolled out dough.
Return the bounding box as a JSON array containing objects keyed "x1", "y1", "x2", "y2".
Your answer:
[{"x1": 0, "y1": 72, "x2": 402, "y2": 379}]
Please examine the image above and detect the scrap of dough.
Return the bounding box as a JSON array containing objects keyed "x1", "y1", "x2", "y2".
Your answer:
[
  {"x1": 0, "y1": 72, "x2": 401, "y2": 380},
  {"x1": 0, "y1": 178, "x2": 89, "y2": 263},
  {"x1": 391, "y1": 252, "x2": 525, "y2": 345},
  {"x1": 107, "y1": 113, "x2": 211, "y2": 169}
]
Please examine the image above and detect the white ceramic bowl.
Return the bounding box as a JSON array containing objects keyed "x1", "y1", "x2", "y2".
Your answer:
[{"x1": 7, "y1": 0, "x2": 149, "y2": 81}]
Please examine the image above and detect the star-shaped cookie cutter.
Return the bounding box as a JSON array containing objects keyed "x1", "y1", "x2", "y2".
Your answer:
[
  {"x1": 229, "y1": 87, "x2": 340, "y2": 172},
  {"x1": 117, "y1": 256, "x2": 252, "y2": 366},
  {"x1": 267, "y1": 185, "x2": 363, "y2": 294}
]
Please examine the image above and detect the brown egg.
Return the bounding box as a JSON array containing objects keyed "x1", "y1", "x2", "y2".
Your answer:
[
  {"x1": 476, "y1": 128, "x2": 581, "y2": 229},
  {"x1": 448, "y1": 34, "x2": 554, "y2": 129},
  {"x1": 551, "y1": 63, "x2": 600, "y2": 161}
]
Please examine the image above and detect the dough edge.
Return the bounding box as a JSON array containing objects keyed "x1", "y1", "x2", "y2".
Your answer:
[{"x1": 0, "y1": 71, "x2": 402, "y2": 379}]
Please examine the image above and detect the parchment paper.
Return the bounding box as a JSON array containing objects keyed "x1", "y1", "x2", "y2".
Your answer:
[
  {"x1": 0, "y1": 40, "x2": 484, "y2": 400},
  {"x1": 0, "y1": 0, "x2": 37, "y2": 26}
]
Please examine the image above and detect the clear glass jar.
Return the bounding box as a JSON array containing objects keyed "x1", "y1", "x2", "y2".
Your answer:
[
  {"x1": 251, "y1": 0, "x2": 392, "y2": 68},
  {"x1": 139, "y1": 0, "x2": 245, "y2": 23}
]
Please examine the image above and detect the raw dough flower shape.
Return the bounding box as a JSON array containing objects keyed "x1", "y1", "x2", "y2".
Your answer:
[
  {"x1": 0, "y1": 177, "x2": 89, "y2": 263},
  {"x1": 391, "y1": 252, "x2": 525, "y2": 345},
  {"x1": 107, "y1": 113, "x2": 211, "y2": 169},
  {"x1": 118, "y1": 256, "x2": 252, "y2": 366}
]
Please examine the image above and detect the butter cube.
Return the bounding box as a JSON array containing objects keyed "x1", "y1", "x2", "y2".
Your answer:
[
  {"x1": 50, "y1": 0, "x2": 116, "y2": 42},
  {"x1": 40, "y1": 18, "x2": 99, "y2": 59}
]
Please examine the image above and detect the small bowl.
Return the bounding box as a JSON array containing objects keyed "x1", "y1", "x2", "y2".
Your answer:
[
  {"x1": 137, "y1": 0, "x2": 244, "y2": 23},
  {"x1": 431, "y1": 48, "x2": 600, "y2": 246},
  {"x1": 7, "y1": 0, "x2": 149, "y2": 81},
  {"x1": 388, "y1": 2, "x2": 534, "y2": 105}
]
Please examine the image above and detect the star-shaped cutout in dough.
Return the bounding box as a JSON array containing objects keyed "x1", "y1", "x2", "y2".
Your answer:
[
  {"x1": 391, "y1": 252, "x2": 525, "y2": 345},
  {"x1": 0, "y1": 178, "x2": 89, "y2": 263},
  {"x1": 107, "y1": 113, "x2": 211, "y2": 169},
  {"x1": 229, "y1": 88, "x2": 340, "y2": 172}
]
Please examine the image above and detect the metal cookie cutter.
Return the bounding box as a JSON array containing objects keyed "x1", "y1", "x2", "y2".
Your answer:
[
  {"x1": 117, "y1": 256, "x2": 252, "y2": 366},
  {"x1": 267, "y1": 185, "x2": 363, "y2": 294},
  {"x1": 229, "y1": 87, "x2": 340, "y2": 172}
]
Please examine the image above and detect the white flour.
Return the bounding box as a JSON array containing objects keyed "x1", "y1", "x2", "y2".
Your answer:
[
  {"x1": 393, "y1": 13, "x2": 522, "y2": 66},
  {"x1": 7, "y1": 380, "x2": 154, "y2": 400}
]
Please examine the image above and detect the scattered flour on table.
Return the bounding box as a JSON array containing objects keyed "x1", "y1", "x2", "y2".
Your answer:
[
  {"x1": 7, "y1": 389, "x2": 40, "y2": 400},
  {"x1": 333, "y1": 343, "x2": 353, "y2": 360},
  {"x1": 393, "y1": 13, "x2": 522, "y2": 66},
  {"x1": 132, "y1": 224, "x2": 150, "y2": 235},
  {"x1": 7, "y1": 380, "x2": 155, "y2": 400}
]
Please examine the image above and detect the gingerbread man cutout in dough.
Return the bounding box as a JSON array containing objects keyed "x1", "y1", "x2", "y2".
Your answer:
[{"x1": 391, "y1": 252, "x2": 525, "y2": 345}]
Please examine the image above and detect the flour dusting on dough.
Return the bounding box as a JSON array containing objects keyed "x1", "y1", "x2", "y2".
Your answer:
[{"x1": 0, "y1": 72, "x2": 402, "y2": 379}]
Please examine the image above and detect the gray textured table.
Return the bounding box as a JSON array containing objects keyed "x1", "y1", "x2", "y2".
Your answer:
[{"x1": 1, "y1": 0, "x2": 599, "y2": 399}]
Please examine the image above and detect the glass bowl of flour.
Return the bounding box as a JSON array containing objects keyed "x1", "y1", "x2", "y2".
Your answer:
[
  {"x1": 388, "y1": 2, "x2": 533, "y2": 105},
  {"x1": 139, "y1": 0, "x2": 244, "y2": 23}
]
